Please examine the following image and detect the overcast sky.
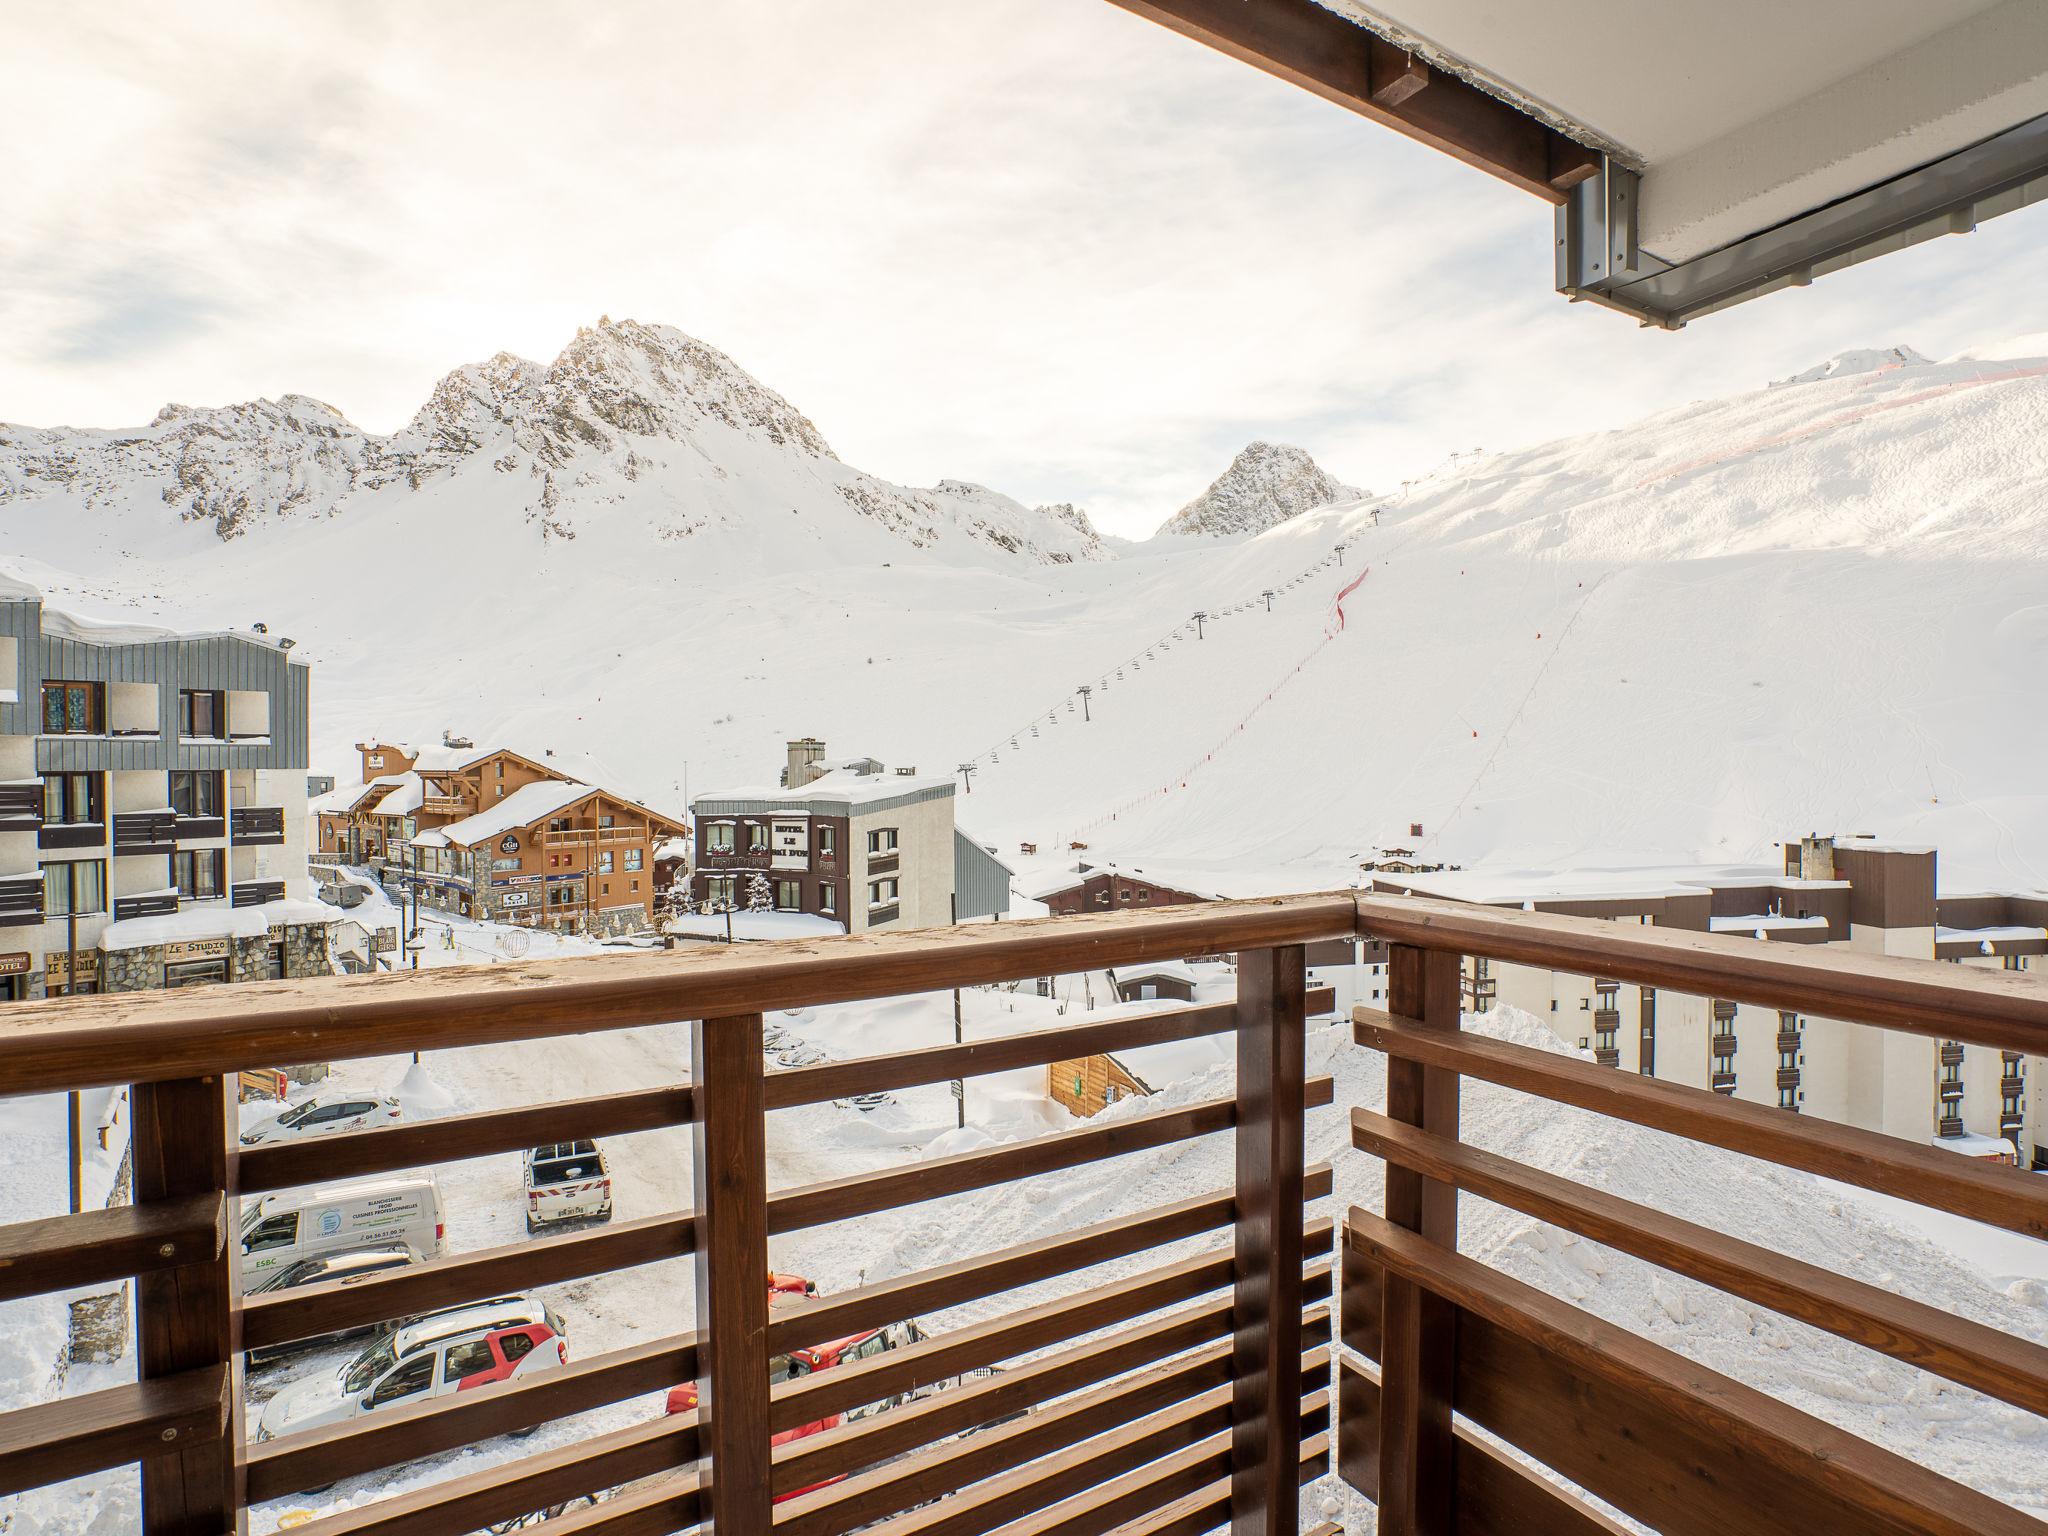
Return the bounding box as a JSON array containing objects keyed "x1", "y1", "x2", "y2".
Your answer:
[{"x1": 6, "y1": 1, "x2": 2048, "y2": 537}]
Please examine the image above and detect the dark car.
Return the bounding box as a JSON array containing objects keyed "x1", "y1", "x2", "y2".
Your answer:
[{"x1": 246, "y1": 1246, "x2": 418, "y2": 1365}]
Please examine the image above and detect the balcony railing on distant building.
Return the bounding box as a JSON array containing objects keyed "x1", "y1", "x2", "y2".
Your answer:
[
  {"x1": 229, "y1": 806, "x2": 286, "y2": 847},
  {"x1": 0, "y1": 782, "x2": 42, "y2": 835},
  {"x1": 113, "y1": 810, "x2": 178, "y2": 858},
  {"x1": 0, "y1": 873, "x2": 44, "y2": 927},
  {"x1": 0, "y1": 894, "x2": 2040, "y2": 1534}
]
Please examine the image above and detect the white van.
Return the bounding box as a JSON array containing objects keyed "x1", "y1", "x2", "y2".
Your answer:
[{"x1": 238, "y1": 1173, "x2": 447, "y2": 1288}]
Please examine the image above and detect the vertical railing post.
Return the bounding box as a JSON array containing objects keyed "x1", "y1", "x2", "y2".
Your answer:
[
  {"x1": 692, "y1": 1012, "x2": 771, "y2": 1531},
  {"x1": 1231, "y1": 942, "x2": 1306, "y2": 1535},
  {"x1": 132, "y1": 1073, "x2": 244, "y2": 1536},
  {"x1": 1378, "y1": 943, "x2": 1462, "y2": 1536}
]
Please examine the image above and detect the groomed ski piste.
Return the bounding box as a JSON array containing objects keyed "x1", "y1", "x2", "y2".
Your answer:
[{"x1": 4, "y1": 335, "x2": 2048, "y2": 1528}]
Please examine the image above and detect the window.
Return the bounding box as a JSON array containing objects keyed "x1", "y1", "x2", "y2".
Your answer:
[
  {"x1": 706, "y1": 823, "x2": 734, "y2": 854},
  {"x1": 820, "y1": 884, "x2": 837, "y2": 914},
  {"x1": 818, "y1": 826, "x2": 836, "y2": 857},
  {"x1": 598, "y1": 849, "x2": 614, "y2": 874},
  {"x1": 500, "y1": 1331, "x2": 535, "y2": 1364},
  {"x1": 174, "y1": 848, "x2": 225, "y2": 900},
  {"x1": 749, "y1": 823, "x2": 769, "y2": 851},
  {"x1": 371, "y1": 1354, "x2": 436, "y2": 1406},
  {"x1": 43, "y1": 860, "x2": 106, "y2": 917},
  {"x1": 179, "y1": 689, "x2": 224, "y2": 739},
  {"x1": 868, "y1": 878, "x2": 899, "y2": 907},
  {"x1": 40, "y1": 681, "x2": 101, "y2": 735},
  {"x1": 495, "y1": 785, "x2": 503, "y2": 798},
  {"x1": 42, "y1": 773, "x2": 100, "y2": 825},
  {"x1": 496, "y1": 762, "x2": 505, "y2": 779},
  {"x1": 598, "y1": 813, "x2": 614, "y2": 829},
  {"x1": 624, "y1": 848, "x2": 642, "y2": 872},
  {"x1": 243, "y1": 1213, "x2": 299, "y2": 1252},
  {"x1": 776, "y1": 880, "x2": 800, "y2": 910},
  {"x1": 867, "y1": 828, "x2": 898, "y2": 854},
  {"x1": 706, "y1": 876, "x2": 736, "y2": 908},
  {"x1": 169, "y1": 771, "x2": 223, "y2": 819},
  {"x1": 629, "y1": 878, "x2": 639, "y2": 892},
  {"x1": 443, "y1": 1339, "x2": 496, "y2": 1382}
]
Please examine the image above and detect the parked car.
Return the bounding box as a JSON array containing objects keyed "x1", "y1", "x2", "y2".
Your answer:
[
  {"x1": 238, "y1": 1173, "x2": 447, "y2": 1289},
  {"x1": 523, "y1": 1140, "x2": 613, "y2": 1232},
  {"x1": 774, "y1": 1046, "x2": 829, "y2": 1069},
  {"x1": 834, "y1": 1093, "x2": 894, "y2": 1112},
  {"x1": 245, "y1": 1246, "x2": 418, "y2": 1365},
  {"x1": 256, "y1": 1293, "x2": 568, "y2": 1442},
  {"x1": 240, "y1": 1093, "x2": 402, "y2": 1146},
  {"x1": 762, "y1": 1024, "x2": 797, "y2": 1050}
]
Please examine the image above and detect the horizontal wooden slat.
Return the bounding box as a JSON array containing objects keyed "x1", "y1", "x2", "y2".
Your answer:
[
  {"x1": 0, "y1": 895, "x2": 1360, "y2": 1094},
  {"x1": 1355, "y1": 1014, "x2": 2048, "y2": 1240},
  {"x1": 1335, "y1": 1355, "x2": 1632, "y2": 1535},
  {"x1": 0, "y1": 1191, "x2": 221, "y2": 1303},
  {"x1": 1106, "y1": 1433, "x2": 1333, "y2": 1536},
  {"x1": 0, "y1": 1363, "x2": 227, "y2": 1498},
  {"x1": 240, "y1": 1084, "x2": 696, "y2": 1194},
  {"x1": 245, "y1": 1328, "x2": 698, "y2": 1501},
  {"x1": 1352, "y1": 1108, "x2": 2048, "y2": 1417},
  {"x1": 536, "y1": 1470, "x2": 704, "y2": 1536},
  {"x1": 778, "y1": 1339, "x2": 1331, "y2": 1536},
  {"x1": 775, "y1": 1295, "x2": 1330, "y2": 1497},
  {"x1": 774, "y1": 1224, "x2": 1332, "y2": 1433},
  {"x1": 272, "y1": 1410, "x2": 698, "y2": 1536},
  {"x1": 765, "y1": 988, "x2": 1332, "y2": 1109},
  {"x1": 1003, "y1": 1422, "x2": 1331, "y2": 1536},
  {"x1": 1355, "y1": 891, "x2": 2048, "y2": 1053},
  {"x1": 1346, "y1": 1209, "x2": 2045, "y2": 1536},
  {"x1": 242, "y1": 1210, "x2": 694, "y2": 1350},
  {"x1": 766, "y1": 1077, "x2": 1332, "y2": 1236},
  {"x1": 767, "y1": 1176, "x2": 1332, "y2": 1362}
]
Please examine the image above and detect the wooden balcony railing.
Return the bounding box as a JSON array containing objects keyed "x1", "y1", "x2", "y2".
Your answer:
[
  {"x1": 0, "y1": 871, "x2": 43, "y2": 927},
  {"x1": 113, "y1": 809, "x2": 178, "y2": 857},
  {"x1": 230, "y1": 805, "x2": 286, "y2": 846},
  {"x1": 0, "y1": 780, "x2": 42, "y2": 834},
  {"x1": 0, "y1": 892, "x2": 2043, "y2": 1535}
]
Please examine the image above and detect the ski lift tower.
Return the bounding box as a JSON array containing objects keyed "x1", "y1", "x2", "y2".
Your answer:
[{"x1": 1193, "y1": 610, "x2": 1209, "y2": 639}]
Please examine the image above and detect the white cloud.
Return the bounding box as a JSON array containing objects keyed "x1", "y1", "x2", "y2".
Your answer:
[{"x1": 4, "y1": 0, "x2": 2046, "y2": 536}]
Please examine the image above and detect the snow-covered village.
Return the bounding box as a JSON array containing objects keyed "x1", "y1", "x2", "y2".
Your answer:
[{"x1": 2, "y1": 4, "x2": 2047, "y2": 1535}]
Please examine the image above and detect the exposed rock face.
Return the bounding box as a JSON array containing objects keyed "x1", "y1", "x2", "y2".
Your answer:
[
  {"x1": 0, "y1": 318, "x2": 1103, "y2": 564},
  {"x1": 1155, "y1": 441, "x2": 1362, "y2": 538}
]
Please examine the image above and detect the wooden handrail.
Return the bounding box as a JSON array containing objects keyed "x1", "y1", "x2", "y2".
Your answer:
[
  {"x1": 1352, "y1": 1109, "x2": 2048, "y2": 1417},
  {"x1": 1355, "y1": 1012, "x2": 2048, "y2": 1239},
  {"x1": 0, "y1": 894, "x2": 1357, "y2": 1094},
  {"x1": 1356, "y1": 891, "x2": 2048, "y2": 1052}
]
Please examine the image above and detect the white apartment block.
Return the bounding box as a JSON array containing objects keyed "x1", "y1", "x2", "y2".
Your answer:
[
  {"x1": 0, "y1": 578, "x2": 334, "y2": 998},
  {"x1": 1373, "y1": 835, "x2": 2044, "y2": 1169},
  {"x1": 690, "y1": 739, "x2": 1010, "y2": 935}
]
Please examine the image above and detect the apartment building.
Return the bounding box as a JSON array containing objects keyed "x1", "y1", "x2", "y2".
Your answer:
[
  {"x1": 315, "y1": 734, "x2": 689, "y2": 935},
  {"x1": 689, "y1": 739, "x2": 1012, "y2": 934},
  {"x1": 0, "y1": 579, "x2": 334, "y2": 999},
  {"x1": 1375, "y1": 833, "x2": 2045, "y2": 1167}
]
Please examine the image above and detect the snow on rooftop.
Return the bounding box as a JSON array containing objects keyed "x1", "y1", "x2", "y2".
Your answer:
[
  {"x1": 435, "y1": 779, "x2": 594, "y2": 846},
  {"x1": 654, "y1": 836, "x2": 691, "y2": 861},
  {"x1": 1709, "y1": 913, "x2": 1832, "y2": 935},
  {"x1": 698, "y1": 764, "x2": 954, "y2": 809},
  {"x1": 666, "y1": 911, "x2": 846, "y2": 941},
  {"x1": 1931, "y1": 1130, "x2": 2019, "y2": 1159},
  {"x1": 99, "y1": 896, "x2": 343, "y2": 951},
  {"x1": 1937, "y1": 924, "x2": 2047, "y2": 944},
  {"x1": 1113, "y1": 959, "x2": 1199, "y2": 986}
]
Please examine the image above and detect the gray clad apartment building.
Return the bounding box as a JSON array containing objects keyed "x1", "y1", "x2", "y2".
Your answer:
[{"x1": 0, "y1": 578, "x2": 334, "y2": 999}]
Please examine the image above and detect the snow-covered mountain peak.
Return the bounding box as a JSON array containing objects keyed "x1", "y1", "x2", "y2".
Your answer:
[
  {"x1": 1155, "y1": 440, "x2": 1362, "y2": 539},
  {"x1": 1770, "y1": 345, "x2": 1931, "y2": 389}
]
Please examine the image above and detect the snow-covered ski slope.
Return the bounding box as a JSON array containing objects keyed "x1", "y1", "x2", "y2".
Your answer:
[{"x1": 6, "y1": 341, "x2": 2047, "y2": 892}]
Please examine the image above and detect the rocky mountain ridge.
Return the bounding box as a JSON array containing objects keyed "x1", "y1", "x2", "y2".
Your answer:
[
  {"x1": 1155, "y1": 440, "x2": 1362, "y2": 538},
  {"x1": 0, "y1": 319, "x2": 1105, "y2": 564}
]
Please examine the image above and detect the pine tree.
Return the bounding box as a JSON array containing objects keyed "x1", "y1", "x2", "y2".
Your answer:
[{"x1": 745, "y1": 872, "x2": 772, "y2": 912}]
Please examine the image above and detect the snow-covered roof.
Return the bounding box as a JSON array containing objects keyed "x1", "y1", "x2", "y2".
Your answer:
[
  {"x1": 1026, "y1": 861, "x2": 1228, "y2": 903},
  {"x1": 1709, "y1": 914, "x2": 1832, "y2": 937},
  {"x1": 696, "y1": 765, "x2": 954, "y2": 813},
  {"x1": 99, "y1": 896, "x2": 344, "y2": 951},
  {"x1": 1936, "y1": 924, "x2": 2047, "y2": 944},
  {"x1": 434, "y1": 780, "x2": 595, "y2": 847},
  {"x1": 666, "y1": 911, "x2": 846, "y2": 941},
  {"x1": 1931, "y1": 1130, "x2": 2018, "y2": 1159},
  {"x1": 1114, "y1": 959, "x2": 1199, "y2": 986},
  {"x1": 654, "y1": 836, "x2": 691, "y2": 861}
]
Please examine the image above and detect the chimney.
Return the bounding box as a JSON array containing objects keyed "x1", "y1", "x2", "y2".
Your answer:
[
  {"x1": 786, "y1": 738, "x2": 827, "y2": 790},
  {"x1": 1794, "y1": 835, "x2": 1835, "y2": 881}
]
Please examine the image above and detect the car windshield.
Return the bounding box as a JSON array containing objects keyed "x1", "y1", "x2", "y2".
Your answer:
[
  {"x1": 341, "y1": 1336, "x2": 400, "y2": 1395},
  {"x1": 238, "y1": 1203, "x2": 268, "y2": 1237},
  {"x1": 277, "y1": 1102, "x2": 316, "y2": 1127}
]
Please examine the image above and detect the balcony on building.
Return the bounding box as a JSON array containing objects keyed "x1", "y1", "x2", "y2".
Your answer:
[
  {"x1": 0, "y1": 781, "x2": 40, "y2": 835},
  {"x1": 0, "y1": 872, "x2": 43, "y2": 927},
  {"x1": 229, "y1": 805, "x2": 285, "y2": 847},
  {"x1": 230, "y1": 878, "x2": 285, "y2": 908},
  {"x1": 111, "y1": 887, "x2": 179, "y2": 921},
  {"x1": 112, "y1": 809, "x2": 179, "y2": 858}
]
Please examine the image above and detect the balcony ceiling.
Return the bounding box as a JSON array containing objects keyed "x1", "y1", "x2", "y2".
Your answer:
[{"x1": 1317, "y1": 0, "x2": 2048, "y2": 260}]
